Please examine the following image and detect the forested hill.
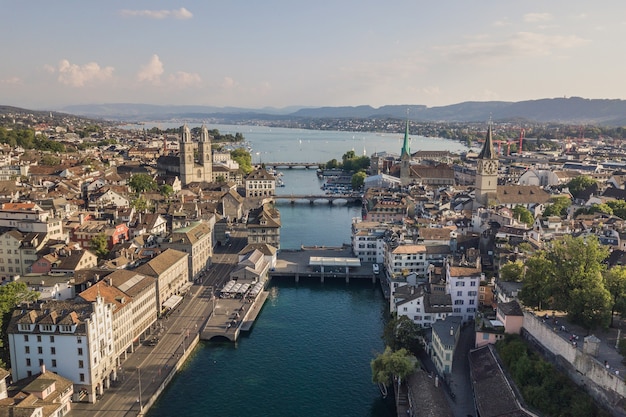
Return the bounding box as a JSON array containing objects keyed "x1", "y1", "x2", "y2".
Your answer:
[{"x1": 4, "y1": 97, "x2": 626, "y2": 126}]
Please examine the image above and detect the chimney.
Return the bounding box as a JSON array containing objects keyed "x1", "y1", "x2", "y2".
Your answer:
[
  {"x1": 40, "y1": 363, "x2": 46, "y2": 374},
  {"x1": 79, "y1": 213, "x2": 85, "y2": 225},
  {"x1": 450, "y1": 327, "x2": 454, "y2": 336}
]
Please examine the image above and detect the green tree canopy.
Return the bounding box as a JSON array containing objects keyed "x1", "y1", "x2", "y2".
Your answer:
[
  {"x1": 542, "y1": 196, "x2": 572, "y2": 217},
  {"x1": 90, "y1": 233, "x2": 109, "y2": 258},
  {"x1": 159, "y1": 184, "x2": 174, "y2": 199},
  {"x1": 371, "y1": 347, "x2": 417, "y2": 389},
  {"x1": 512, "y1": 205, "x2": 534, "y2": 226},
  {"x1": 231, "y1": 148, "x2": 253, "y2": 174},
  {"x1": 566, "y1": 175, "x2": 596, "y2": 197},
  {"x1": 128, "y1": 173, "x2": 157, "y2": 194},
  {"x1": 499, "y1": 260, "x2": 525, "y2": 282},
  {"x1": 382, "y1": 315, "x2": 423, "y2": 353},
  {"x1": 0, "y1": 282, "x2": 40, "y2": 367},
  {"x1": 351, "y1": 171, "x2": 366, "y2": 190},
  {"x1": 603, "y1": 266, "x2": 626, "y2": 326}
]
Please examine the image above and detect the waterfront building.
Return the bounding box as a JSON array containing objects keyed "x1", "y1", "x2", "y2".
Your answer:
[
  {"x1": 78, "y1": 281, "x2": 135, "y2": 367},
  {"x1": 351, "y1": 220, "x2": 386, "y2": 264},
  {"x1": 444, "y1": 255, "x2": 482, "y2": 323},
  {"x1": 246, "y1": 203, "x2": 281, "y2": 249},
  {"x1": 134, "y1": 248, "x2": 189, "y2": 314},
  {"x1": 385, "y1": 244, "x2": 429, "y2": 291},
  {"x1": 159, "y1": 221, "x2": 213, "y2": 281},
  {"x1": 102, "y1": 269, "x2": 157, "y2": 348},
  {"x1": 244, "y1": 167, "x2": 276, "y2": 198},
  {"x1": 229, "y1": 249, "x2": 270, "y2": 282},
  {"x1": 430, "y1": 315, "x2": 462, "y2": 376},
  {"x1": 7, "y1": 296, "x2": 115, "y2": 403}
]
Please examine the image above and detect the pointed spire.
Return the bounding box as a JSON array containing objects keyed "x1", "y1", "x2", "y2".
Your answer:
[
  {"x1": 181, "y1": 124, "x2": 192, "y2": 143},
  {"x1": 401, "y1": 119, "x2": 410, "y2": 157},
  {"x1": 478, "y1": 124, "x2": 496, "y2": 160},
  {"x1": 200, "y1": 124, "x2": 210, "y2": 142}
]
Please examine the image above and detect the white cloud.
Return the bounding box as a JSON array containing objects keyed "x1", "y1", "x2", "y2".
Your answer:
[
  {"x1": 119, "y1": 7, "x2": 192, "y2": 20},
  {"x1": 137, "y1": 55, "x2": 164, "y2": 84},
  {"x1": 221, "y1": 77, "x2": 239, "y2": 89},
  {"x1": 524, "y1": 13, "x2": 552, "y2": 23},
  {"x1": 0, "y1": 77, "x2": 22, "y2": 85},
  {"x1": 168, "y1": 71, "x2": 202, "y2": 88},
  {"x1": 434, "y1": 31, "x2": 589, "y2": 63},
  {"x1": 52, "y1": 59, "x2": 114, "y2": 87}
]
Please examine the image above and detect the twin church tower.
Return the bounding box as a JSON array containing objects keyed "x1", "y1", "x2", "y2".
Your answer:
[{"x1": 179, "y1": 124, "x2": 213, "y2": 185}]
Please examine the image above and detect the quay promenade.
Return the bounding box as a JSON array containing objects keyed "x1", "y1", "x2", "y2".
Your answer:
[{"x1": 68, "y1": 227, "x2": 252, "y2": 417}]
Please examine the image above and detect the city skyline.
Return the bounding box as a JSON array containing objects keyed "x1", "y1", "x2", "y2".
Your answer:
[{"x1": 3, "y1": 1, "x2": 626, "y2": 111}]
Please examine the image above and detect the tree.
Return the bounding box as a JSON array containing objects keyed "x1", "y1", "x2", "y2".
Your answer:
[
  {"x1": 371, "y1": 347, "x2": 417, "y2": 393},
  {"x1": 216, "y1": 175, "x2": 226, "y2": 183},
  {"x1": 607, "y1": 200, "x2": 626, "y2": 219},
  {"x1": 0, "y1": 282, "x2": 40, "y2": 367},
  {"x1": 351, "y1": 171, "x2": 366, "y2": 190},
  {"x1": 519, "y1": 254, "x2": 553, "y2": 310},
  {"x1": 499, "y1": 260, "x2": 525, "y2": 282},
  {"x1": 566, "y1": 176, "x2": 596, "y2": 197},
  {"x1": 159, "y1": 184, "x2": 174, "y2": 199},
  {"x1": 129, "y1": 173, "x2": 157, "y2": 194},
  {"x1": 512, "y1": 205, "x2": 534, "y2": 226},
  {"x1": 543, "y1": 196, "x2": 572, "y2": 217},
  {"x1": 231, "y1": 148, "x2": 253, "y2": 174},
  {"x1": 90, "y1": 233, "x2": 109, "y2": 258},
  {"x1": 382, "y1": 315, "x2": 423, "y2": 353},
  {"x1": 603, "y1": 266, "x2": 626, "y2": 327}
]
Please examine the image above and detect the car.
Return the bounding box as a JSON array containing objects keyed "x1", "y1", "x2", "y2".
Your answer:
[{"x1": 372, "y1": 264, "x2": 379, "y2": 274}]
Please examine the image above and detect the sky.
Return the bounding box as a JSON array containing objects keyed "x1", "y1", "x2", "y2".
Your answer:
[{"x1": 2, "y1": 1, "x2": 626, "y2": 111}]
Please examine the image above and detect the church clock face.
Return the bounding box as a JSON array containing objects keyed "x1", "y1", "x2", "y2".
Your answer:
[{"x1": 483, "y1": 160, "x2": 497, "y2": 174}]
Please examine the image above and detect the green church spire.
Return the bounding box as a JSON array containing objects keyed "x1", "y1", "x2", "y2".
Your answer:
[{"x1": 401, "y1": 119, "x2": 410, "y2": 157}]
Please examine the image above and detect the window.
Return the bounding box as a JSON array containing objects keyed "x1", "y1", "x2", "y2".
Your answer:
[
  {"x1": 470, "y1": 281, "x2": 477, "y2": 286},
  {"x1": 79, "y1": 373, "x2": 85, "y2": 382},
  {"x1": 78, "y1": 348, "x2": 83, "y2": 356},
  {"x1": 52, "y1": 359, "x2": 57, "y2": 367},
  {"x1": 38, "y1": 359, "x2": 43, "y2": 366},
  {"x1": 23, "y1": 335, "x2": 28, "y2": 342},
  {"x1": 50, "y1": 335, "x2": 54, "y2": 343},
  {"x1": 456, "y1": 291, "x2": 463, "y2": 296},
  {"x1": 454, "y1": 300, "x2": 464, "y2": 305},
  {"x1": 37, "y1": 347, "x2": 42, "y2": 354},
  {"x1": 455, "y1": 281, "x2": 465, "y2": 287},
  {"x1": 469, "y1": 299, "x2": 475, "y2": 305},
  {"x1": 77, "y1": 337, "x2": 82, "y2": 344},
  {"x1": 483, "y1": 333, "x2": 490, "y2": 340},
  {"x1": 37, "y1": 335, "x2": 41, "y2": 342},
  {"x1": 51, "y1": 347, "x2": 56, "y2": 355},
  {"x1": 78, "y1": 360, "x2": 84, "y2": 368},
  {"x1": 25, "y1": 346, "x2": 30, "y2": 354},
  {"x1": 26, "y1": 358, "x2": 31, "y2": 366}
]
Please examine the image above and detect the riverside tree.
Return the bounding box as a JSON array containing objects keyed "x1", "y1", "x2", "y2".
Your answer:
[{"x1": 370, "y1": 347, "x2": 416, "y2": 395}]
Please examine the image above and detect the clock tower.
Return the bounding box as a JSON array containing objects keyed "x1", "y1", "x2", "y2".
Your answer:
[{"x1": 475, "y1": 125, "x2": 498, "y2": 207}]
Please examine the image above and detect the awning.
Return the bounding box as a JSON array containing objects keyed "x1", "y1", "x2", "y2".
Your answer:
[
  {"x1": 180, "y1": 281, "x2": 193, "y2": 293},
  {"x1": 162, "y1": 294, "x2": 183, "y2": 310}
]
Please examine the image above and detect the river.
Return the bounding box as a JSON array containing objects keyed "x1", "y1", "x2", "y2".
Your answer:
[{"x1": 144, "y1": 125, "x2": 467, "y2": 417}]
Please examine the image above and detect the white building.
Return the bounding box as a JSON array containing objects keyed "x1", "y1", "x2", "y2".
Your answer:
[
  {"x1": 244, "y1": 168, "x2": 276, "y2": 198},
  {"x1": 159, "y1": 221, "x2": 213, "y2": 281},
  {"x1": 430, "y1": 315, "x2": 462, "y2": 376},
  {"x1": 8, "y1": 296, "x2": 116, "y2": 403},
  {"x1": 394, "y1": 284, "x2": 452, "y2": 328},
  {"x1": 445, "y1": 256, "x2": 483, "y2": 323},
  {"x1": 0, "y1": 203, "x2": 65, "y2": 240},
  {"x1": 351, "y1": 220, "x2": 386, "y2": 264}
]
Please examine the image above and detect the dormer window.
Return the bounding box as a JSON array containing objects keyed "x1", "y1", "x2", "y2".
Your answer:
[
  {"x1": 40, "y1": 324, "x2": 54, "y2": 332},
  {"x1": 19, "y1": 323, "x2": 32, "y2": 332}
]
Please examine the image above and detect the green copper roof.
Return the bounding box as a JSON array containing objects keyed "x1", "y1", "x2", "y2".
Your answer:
[{"x1": 401, "y1": 119, "x2": 410, "y2": 157}]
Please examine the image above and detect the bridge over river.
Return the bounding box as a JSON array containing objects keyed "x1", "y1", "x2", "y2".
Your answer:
[
  {"x1": 273, "y1": 194, "x2": 362, "y2": 204},
  {"x1": 263, "y1": 162, "x2": 322, "y2": 169}
]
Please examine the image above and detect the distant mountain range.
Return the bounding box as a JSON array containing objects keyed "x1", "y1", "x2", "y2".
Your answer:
[{"x1": 42, "y1": 97, "x2": 626, "y2": 127}]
